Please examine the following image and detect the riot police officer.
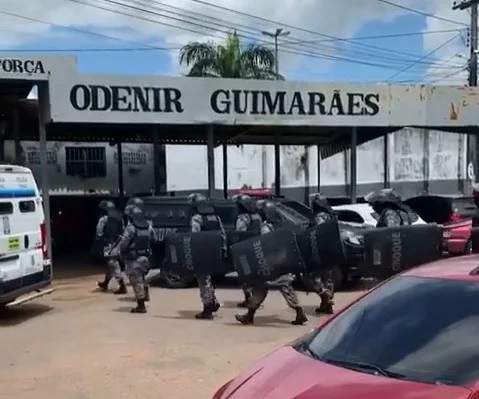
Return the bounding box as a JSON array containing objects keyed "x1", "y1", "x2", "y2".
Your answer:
[
  {"x1": 110, "y1": 205, "x2": 155, "y2": 313},
  {"x1": 306, "y1": 193, "x2": 336, "y2": 314},
  {"x1": 365, "y1": 189, "x2": 413, "y2": 227},
  {"x1": 235, "y1": 204, "x2": 308, "y2": 326},
  {"x1": 233, "y1": 195, "x2": 262, "y2": 308},
  {"x1": 96, "y1": 200, "x2": 126, "y2": 294},
  {"x1": 189, "y1": 193, "x2": 224, "y2": 320}
]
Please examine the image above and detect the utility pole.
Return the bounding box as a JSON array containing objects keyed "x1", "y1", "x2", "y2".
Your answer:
[
  {"x1": 453, "y1": 0, "x2": 479, "y2": 192},
  {"x1": 261, "y1": 28, "x2": 290, "y2": 190}
]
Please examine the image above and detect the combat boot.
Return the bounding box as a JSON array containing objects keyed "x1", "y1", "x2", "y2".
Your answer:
[
  {"x1": 292, "y1": 307, "x2": 308, "y2": 325},
  {"x1": 235, "y1": 309, "x2": 255, "y2": 325},
  {"x1": 97, "y1": 278, "x2": 110, "y2": 291},
  {"x1": 131, "y1": 300, "x2": 147, "y2": 313},
  {"x1": 113, "y1": 279, "x2": 127, "y2": 295},
  {"x1": 195, "y1": 305, "x2": 214, "y2": 320},
  {"x1": 236, "y1": 294, "x2": 251, "y2": 308},
  {"x1": 212, "y1": 301, "x2": 220, "y2": 312},
  {"x1": 315, "y1": 299, "x2": 334, "y2": 315},
  {"x1": 144, "y1": 285, "x2": 150, "y2": 302}
]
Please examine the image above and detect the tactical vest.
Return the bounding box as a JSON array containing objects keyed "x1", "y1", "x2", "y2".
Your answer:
[
  {"x1": 199, "y1": 214, "x2": 221, "y2": 231},
  {"x1": 128, "y1": 220, "x2": 151, "y2": 258},
  {"x1": 103, "y1": 215, "x2": 123, "y2": 243}
]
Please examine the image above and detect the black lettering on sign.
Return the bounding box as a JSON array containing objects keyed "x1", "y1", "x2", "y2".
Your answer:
[
  {"x1": 0, "y1": 59, "x2": 46, "y2": 74},
  {"x1": 69, "y1": 84, "x2": 184, "y2": 113},
  {"x1": 210, "y1": 89, "x2": 381, "y2": 116}
]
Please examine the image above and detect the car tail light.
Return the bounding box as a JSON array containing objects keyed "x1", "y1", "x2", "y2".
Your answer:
[
  {"x1": 40, "y1": 222, "x2": 48, "y2": 259},
  {"x1": 448, "y1": 212, "x2": 463, "y2": 223}
]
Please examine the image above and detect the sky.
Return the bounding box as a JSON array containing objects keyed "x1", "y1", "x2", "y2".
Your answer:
[{"x1": 0, "y1": 0, "x2": 472, "y2": 86}]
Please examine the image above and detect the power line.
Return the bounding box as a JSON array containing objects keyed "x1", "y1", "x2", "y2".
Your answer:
[
  {"x1": 132, "y1": 0, "x2": 460, "y2": 68},
  {"x1": 385, "y1": 34, "x2": 461, "y2": 81},
  {"x1": 0, "y1": 10, "x2": 162, "y2": 50},
  {"x1": 426, "y1": 67, "x2": 468, "y2": 84},
  {"x1": 374, "y1": 0, "x2": 468, "y2": 26}
]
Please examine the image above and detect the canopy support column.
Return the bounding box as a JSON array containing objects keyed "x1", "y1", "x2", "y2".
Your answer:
[
  {"x1": 422, "y1": 129, "x2": 430, "y2": 194},
  {"x1": 153, "y1": 128, "x2": 167, "y2": 195},
  {"x1": 303, "y1": 145, "x2": 310, "y2": 204},
  {"x1": 206, "y1": 125, "x2": 215, "y2": 198},
  {"x1": 13, "y1": 108, "x2": 22, "y2": 165},
  {"x1": 116, "y1": 140, "x2": 124, "y2": 197},
  {"x1": 38, "y1": 83, "x2": 52, "y2": 261},
  {"x1": 274, "y1": 136, "x2": 281, "y2": 196},
  {"x1": 383, "y1": 132, "x2": 389, "y2": 188},
  {"x1": 222, "y1": 143, "x2": 228, "y2": 199},
  {"x1": 317, "y1": 144, "x2": 321, "y2": 192},
  {"x1": 350, "y1": 127, "x2": 357, "y2": 203}
]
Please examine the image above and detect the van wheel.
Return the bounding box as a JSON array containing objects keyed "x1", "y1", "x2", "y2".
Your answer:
[{"x1": 160, "y1": 270, "x2": 194, "y2": 289}]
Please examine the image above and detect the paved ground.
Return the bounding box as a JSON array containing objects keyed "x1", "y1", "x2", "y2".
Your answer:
[{"x1": 0, "y1": 263, "x2": 367, "y2": 399}]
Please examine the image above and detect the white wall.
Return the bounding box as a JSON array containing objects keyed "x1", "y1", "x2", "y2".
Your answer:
[{"x1": 4, "y1": 129, "x2": 467, "y2": 194}]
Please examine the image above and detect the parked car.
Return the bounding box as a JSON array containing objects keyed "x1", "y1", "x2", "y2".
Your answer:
[
  {"x1": 405, "y1": 195, "x2": 474, "y2": 255},
  {"x1": 212, "y1": 254, "x2": 479, "y2": 399},
  {"x1": 332, "y1": 203, "x2": 425, "y2": 227}
]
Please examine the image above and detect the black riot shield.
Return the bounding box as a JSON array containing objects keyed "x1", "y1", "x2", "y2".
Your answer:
[
  {"x1": 163, "y1": 231, "x2": 229, "y2": 277},
  {"x1": 360, "y1": 224, "x2": 442, "y2": 279},
  {"x1": 230, "y1": 228, "x2": 306, "y2": 284},
  {"x1": 296, "y1": 219, "x2": 345, "y2": 272}
]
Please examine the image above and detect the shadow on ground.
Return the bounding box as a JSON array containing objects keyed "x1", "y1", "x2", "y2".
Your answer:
[{"x1": 0, "y1": 304, "x2": 54, "y2": 326}]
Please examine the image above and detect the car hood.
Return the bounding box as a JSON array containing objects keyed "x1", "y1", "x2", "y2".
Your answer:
[{"x1": 219, "y1": 347, "x2": 472, "y2": 399}]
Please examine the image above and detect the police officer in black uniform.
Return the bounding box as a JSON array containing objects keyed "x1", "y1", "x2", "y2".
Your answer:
[
  {"x1": 189, "y1": 193, "x2": 225, "y2": 320},
  {"x1": 96, "y1": 200, "x2": 126, "y2": 293},
  {"x1": 233, "y1": 195, "x2": 262, "y2": 308},
  {"x1": 365, "y1": 189, "x2": 413, "y2": 227}
]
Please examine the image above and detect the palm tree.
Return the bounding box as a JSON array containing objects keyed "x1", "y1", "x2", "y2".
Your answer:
[{"x1": 178, "y1": 30, "x2": 283, "y2": 80}]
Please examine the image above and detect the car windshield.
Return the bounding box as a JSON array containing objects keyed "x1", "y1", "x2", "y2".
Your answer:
[{"x1": 297, "y1": 276, "x2": 479, "y2": 386}]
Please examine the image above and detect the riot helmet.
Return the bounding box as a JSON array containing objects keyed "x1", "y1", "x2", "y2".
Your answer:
[
  {"x1": 310, "y1": 193, "x2": 333, "y2": 215},
  {"x1": 263, "y1": 204, "x2": 283, "y2": 228},
  {"x1": 123, "y1": 204, "x2": 134, "y2": 217},
  {"x1": 188, "y1": 193, "x2": 207, "y2": 204},
  {"x1": 365, "y1": 188, "x2": 402, "y2": 214},
  {"x1": 126, "y1": 197, "x2": 144, "y2": 211},
  {"x1": 99, "y1": 200, "x2": 115, "y2": 214},
  {"x1": 233, "y1": 194, "x2": 257, "y2": 214}
]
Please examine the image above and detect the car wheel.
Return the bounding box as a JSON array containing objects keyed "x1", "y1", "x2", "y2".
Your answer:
[
  {"x1": 465, "y1": 240, "x2": 473, "y2": 255},
  {"x1": 160, "y1": 270, "x2": 194, "y2": 289}
]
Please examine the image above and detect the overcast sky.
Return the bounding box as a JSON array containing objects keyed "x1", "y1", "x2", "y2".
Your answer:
[{"x1": 0, "y1": 0, "x2": 471, "y2": 84}]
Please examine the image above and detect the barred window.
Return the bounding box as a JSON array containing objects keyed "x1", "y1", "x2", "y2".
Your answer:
[
  {"x1": 26, "y1": 151, "x2": 57, "y2": 165},
  {"x1": 114, "y1": 151, "x2": 147, "y2": 165},
  {"x1": 65, "y1": 147, "x2": 106, "y2": 178}
]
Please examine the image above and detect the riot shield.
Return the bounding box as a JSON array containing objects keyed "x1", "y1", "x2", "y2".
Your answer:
[
  {"x1": 296, "y1": 219, "x2": 345, "y2": 272},
  {"x1": 163, "y1": 231, "x2": 229, "y2": 277},
  {"x1": 230, "y1": 228, "x2": 306, "y2": 284},
  {"x1": 360, "y1": 224, "x2": 442, "y2": 279},
  {"x1": 226, "y1": 230, "x2": 259, "y2": 247}
]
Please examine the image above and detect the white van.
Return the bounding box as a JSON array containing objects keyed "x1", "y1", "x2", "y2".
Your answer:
[{"x1": 0, "y1": 165, "x2": 53, "y2": 307}]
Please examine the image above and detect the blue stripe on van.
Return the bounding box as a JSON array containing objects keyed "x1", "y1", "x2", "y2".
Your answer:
[{"x1": 0, "y1": 188, "x2": 36, "y2": 198}]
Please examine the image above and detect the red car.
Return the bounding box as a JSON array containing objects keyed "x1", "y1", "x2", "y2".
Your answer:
[
  {"x1": 213, "y1": 255, "x2": 479, "y2": 399},
  {"x1": 405, "y1": 195, "x2": 475, "y2": 255}
]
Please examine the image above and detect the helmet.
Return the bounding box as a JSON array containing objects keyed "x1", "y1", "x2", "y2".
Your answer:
[
  {"x1": 364, "y1": 189, "x2": 401, "y2": 205},
  {"x1": 127, "y1": 197, "x2": 144, "y2": 209},
  {"x1": 123, "y1": 204, "x2": 134, "y2": 217},
  {"x1": 234, "y1": 194, "x2": 257, "y2": 213},
  {"x1": 310, "y1": 193, "x2": 333, "y2": 214},
  {"x1": 188, "y1": 193, "x2": 207, "y2": 204},
  {"x1": 99, "y1": 200, "x2": 115, "y2": 211},
  {"x1": 129, "y1": 205, "x2": 143, "y2": 216}
]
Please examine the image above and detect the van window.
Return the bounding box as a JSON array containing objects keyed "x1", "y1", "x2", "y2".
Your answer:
[
  {"x1": 0, "y1": 202, "x2": 13, "y2": 214},
  {"x1": 19, "y1": 200, "x2": 35, "y2": 213}
]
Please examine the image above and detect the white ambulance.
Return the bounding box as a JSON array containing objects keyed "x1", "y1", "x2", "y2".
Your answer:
[{"x1": 0, "y1": 165, "x2": 53, "y2": 307}]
